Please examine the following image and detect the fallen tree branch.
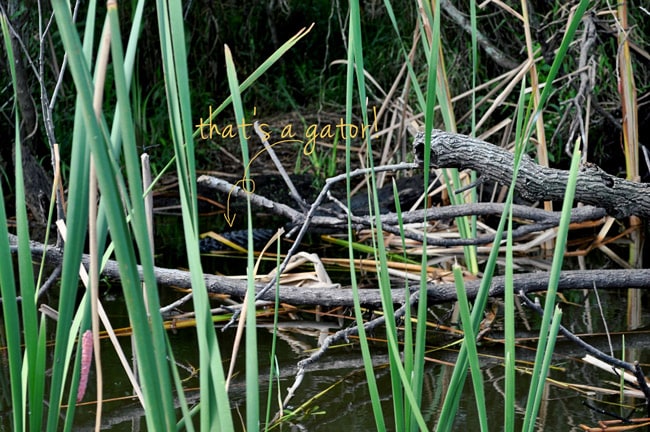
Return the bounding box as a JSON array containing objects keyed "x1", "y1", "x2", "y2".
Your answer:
[
  {"x1": 10, "y1": 234, "x2": 650, "y2": 308},
  {"x1": 413, "y1": 130, "x2": 650, "y2": 218},
  {"x1": 198, "y1": 174, "x2": 608, "y2": 246},
  {"x1": 384, "y1": 203, "x2": 606, "y2": 246}
]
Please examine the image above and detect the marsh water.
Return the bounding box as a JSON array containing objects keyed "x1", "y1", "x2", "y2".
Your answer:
[
  {"x1": 39, "y1": 272, "x2": 650, "y2": 431},
  {"x1": 52, "y1": 286, "x2": 650, "y2": 431}
]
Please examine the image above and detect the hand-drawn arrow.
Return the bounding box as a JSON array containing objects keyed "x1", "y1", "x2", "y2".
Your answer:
[
  {"x1": 223, "y1": 188, "x2": 237, "y2": 227},
  {"x1": 224, "y1": 177, "x2": 256, "y2": 227}
]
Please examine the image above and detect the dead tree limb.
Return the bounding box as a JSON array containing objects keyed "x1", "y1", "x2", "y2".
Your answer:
[
  {"x1": 9, "y1": 234, "x2": 650, "y2": 309},
  {"x1": 439, "y1": 0, "x2": 519, "y2": 69},
  {"x1": 413, "y1": 130, "x2": 650, "y2": 218},
  {"x1": 198, "y1": 174, "x2": 608, "y2": 246}
]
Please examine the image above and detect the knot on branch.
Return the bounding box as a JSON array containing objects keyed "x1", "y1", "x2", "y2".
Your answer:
[{"x1": 580, "y1": 162, "x2": 615, "y2": 188}]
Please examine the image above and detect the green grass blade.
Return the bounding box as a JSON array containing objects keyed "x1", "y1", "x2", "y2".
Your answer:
[
  {"x1": 45, "y1": 2, "x2": 96, "y2": 426},
  {"x1": 32, "y1": 316, "x2": 49, "y2": 431},
  {"x1": 10, "y1": 64, "x2": 41, "y2": 431},
  {"x1": 453, "y1": 265, "x2": 488, "y2": 431},
  {"x1": 155, "y1": 1, "x2": 234, "y2": 429},
  {"x1": 393, "y1": 180, "x2": 413, "y2": 430},
  {"x1": 264, "y1": 239, "x2": 284, "y2": 430},
  {"x1": 224, "y1": 44, "x2": 259, "y2": 430},
  {"x1": 1, "y1": 15, "x2": 29, "y2": 430},
  {"x1": 193, "y1": 25, "x2": 314, "y2": 139},
  {"x1": 345, "y1": 2, "x2": 386, "y2": 429},
  {"x1": 522, "y1": 139, "x2": 582, "y2": 431},
  {"x1": 414, "y1": 3, "x2": 441, "y2": 428},
  {"x1": 0, "y1": 21, "x2": 24, "y2": 432},
  {"x1": 503, "y1": 232, "x2": 516, "y2": 432},
  {"x1": 503, "y1": 79, "x2": 530, "y2": 432}
]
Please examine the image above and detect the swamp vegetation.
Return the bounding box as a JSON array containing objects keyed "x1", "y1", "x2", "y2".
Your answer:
[{"x1": 1, "y1": 0, "x2": 650, "y2": 430}]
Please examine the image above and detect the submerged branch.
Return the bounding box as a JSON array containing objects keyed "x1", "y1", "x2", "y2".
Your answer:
[{"x1": 520, "y1": 291, "x2": 650, "y2": 413}]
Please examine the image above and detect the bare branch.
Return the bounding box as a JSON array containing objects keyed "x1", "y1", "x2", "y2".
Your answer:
[
  {"x1": 414, "y1": 130, "x2": 650, "y2": 218},
  {"x1": 9, "y1": 233, "x2": 650, "y2": 308}
]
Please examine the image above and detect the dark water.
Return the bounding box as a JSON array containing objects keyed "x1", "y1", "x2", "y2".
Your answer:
[{"x1": 12, "y1": 286, "x2": 643, "y2": 431}]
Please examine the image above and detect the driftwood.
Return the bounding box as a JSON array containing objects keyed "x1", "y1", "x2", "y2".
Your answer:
[
  {"x1": 10, "y1": 234, "x2": 650, "y2": 309},
  {"x1": 413, "y1": 130, "x2": 650, "y2": 218}
]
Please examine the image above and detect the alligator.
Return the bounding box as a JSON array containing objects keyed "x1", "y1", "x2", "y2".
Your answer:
[{"x1": 199, "y1": 228, "x2": 276, "y2": 252}]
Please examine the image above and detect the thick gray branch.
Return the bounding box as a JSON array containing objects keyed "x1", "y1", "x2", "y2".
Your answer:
[
  {"x1": 9, "y1": 234, "x2": 650, "y2": 309},
  {"x1": 414, "y1": 130, "x2": 650, "y2": 218}
]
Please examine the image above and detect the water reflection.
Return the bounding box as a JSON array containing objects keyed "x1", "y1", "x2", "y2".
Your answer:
[{"x1": 2, "y1": 287, "x2": 648, "y2": 430}]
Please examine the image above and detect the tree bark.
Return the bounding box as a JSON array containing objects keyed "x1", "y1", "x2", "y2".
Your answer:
[{"x1": 413, "y1": 130, "x2": 650, "y2": 218}]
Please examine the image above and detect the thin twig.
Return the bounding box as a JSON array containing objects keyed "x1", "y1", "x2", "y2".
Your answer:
[
  {"x1": 282, "y1": 291, "x2": 420, "y2": 409},
  {"x1": 521, "y1": 288, "x2": 650, "y2": 415},
  {"x1": 159, "y1": 292, "x2": 194, "y2": 315},
  {"x1": 519, "y1": 290, "x2": 639, "y2": 374},
  {"x1": 253, "y1": 121, "x2": 308, "y2": 211},
  {"x1": 37, "y1": 264, "x2": 61, "y2": 299}
]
